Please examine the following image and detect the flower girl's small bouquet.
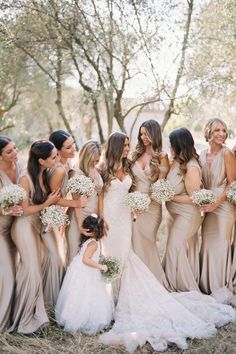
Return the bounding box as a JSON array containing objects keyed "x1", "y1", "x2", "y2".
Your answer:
[
  {"x1": 40, "y1": 205, "x2": 70, "y2": 231},
  {"x1": 66, "y1": 174, "x2": 95, "y2": 197},
  {"x1": 124, "y1": 191, "x2": 150, "y2": 221},
  {"x1": 191, "y1": 189, "x2": 216, "y2": 216},
  {"x1": 226, "y1": 181, "x2": 236, "y2": 205},
  {"x1": 0, "y1": 184, "x2": 26, "y2": 210},
  {"x1": 150, "y1": 179, "x2": 175, "y2": 204},
  {"x1": 99, "y1": 256, "x2": 121, "y2": 282}
]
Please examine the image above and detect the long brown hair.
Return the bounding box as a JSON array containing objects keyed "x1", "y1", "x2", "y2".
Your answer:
[
  {"x1": 169, "y1": 128, "x2": 199, "y2": 175},
  {"x1": 102, "y1": 132, "x2": 134, "y2": 192},
  {"x1": 131, "y1": 120, "x2": 163, "y2": 181},
  {"x1": 78, "y1": 140, "x2": 101, "y2": 177}
]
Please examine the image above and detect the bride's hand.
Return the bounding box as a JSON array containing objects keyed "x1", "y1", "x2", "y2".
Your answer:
[{"x1": 101, "y1": 264, "x2": 108, "y2": 272}]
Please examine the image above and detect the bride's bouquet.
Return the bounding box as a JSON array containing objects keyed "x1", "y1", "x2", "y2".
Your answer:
[
  {"x1": 99, "y1": 256, "x2": 121, "y2": 282},
  {"x1": 150, "y1": 179, "x2": 175, "y2": 204},
  {"x1": 191, "y1": 189, "x2": 216, "y2": 216},
  {"x1": 40, "y1": 205, "x2": 70, "y2": 230},
  {"x1": 66, "y1": 174, "x2": 95, "y2": 197},
  {"x1": 124, "y1": 191, "x2": 150, "y2": 221},
  {"x1": 226, "y1": 181, "x2": 236, "y2": 205},
  {"x1": 0, "y1": 184, "x2": 26, "y2": 208}
]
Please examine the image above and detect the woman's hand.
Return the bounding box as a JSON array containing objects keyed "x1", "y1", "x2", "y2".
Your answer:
[
  {"x1": 100, "y1": 264, "x2": 108, "y2": 272},
  {"x1": 2, "y1": 205, "x2": 23, "y2": 216},
  {"x1": 45, "y1": 189, "x2": 61, "y2": 206},
  {"x1": 79, "y1": 224, "x2": 93, "y2": 237},
  {"x1": 200, "y1": 201, "x2": 219, "y2": 213}
]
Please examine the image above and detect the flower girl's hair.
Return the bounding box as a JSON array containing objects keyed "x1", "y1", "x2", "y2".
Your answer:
[{"x1": 79, "y1": 214, "x2": 104, "y2": 250}]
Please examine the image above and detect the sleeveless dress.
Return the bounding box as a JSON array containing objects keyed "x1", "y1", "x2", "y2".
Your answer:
[
  {"x1": 199, "y1": 147, "x2": 235, "y2": 294},
  {"x1": 162, "y1": 159, "x2": 201, "y2": 292},
  {"x1": 0, "y1": 162, "x2": 23, "y2": 332},
  {"x1": 65, "y1": 169, "x2": 103, "y2": 265},
  {"x1": 99, "y1": 175, "x2": 236, "y2": 352},
  {"x1": 41, "y1": 167, "x2": 67, "y2": 306},
  {"x1": 9, "y1": 174, "x2": 49, "y2": 334},
  {"x1": 55, "y1": 239, "x2": 114, "y2": 334},
  {"x1": 131, "y1": 162, "x2": 170, "y2": 289}
]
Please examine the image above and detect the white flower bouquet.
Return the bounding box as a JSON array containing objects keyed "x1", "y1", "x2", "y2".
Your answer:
[
  {"x1": 0, "y1": 184, "x2": 26, "y2": 208},
  {"x1": 66, "y1": 174, "x2": 95, "y2": 197},
  {"x1": 124, "y1": 191, "x2": 150, "y2": 221},
  {"x1": 150, "y1": 179, "x2": 175, "y2": 204},
  {"x1": 191, "y1": 189, "x2": 216, "y2": 216},
  {"x1": 99, "y1": 256, "x2": 121, "y2": 282},
  {"x1": 40, "y1": 205, "x2": 70, "y2": 230},
  {"x1": 226, "y1": 181, "x2": 236, "y2": 205}
]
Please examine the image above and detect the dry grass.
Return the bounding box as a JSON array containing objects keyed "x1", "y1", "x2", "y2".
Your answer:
[{"x1": 1, "y1": 210, "x2": 236, "y2": 354}]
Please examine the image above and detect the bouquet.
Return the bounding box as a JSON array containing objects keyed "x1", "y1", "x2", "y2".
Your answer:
[
  {"x1": 66, "y1": 174, "x2": 95, "y2": 197},
  {"x1": 40, "y1": 205, "x2": 70, "y2": 230},
  {"x1": 124, "y1": 191, "x2": 150, "y2": 221},
  {"x1": 99, "y1": 256, "x2": 121, "y2": 282},
  {"x1": 191, "y1": 189, "x2": 216, "y2": 216},
  {"x1": 150, "y1": 179, "x2": 175, "y2": 204},
  {"x1": 226, "y1": 181, "x2": 236, "y2": 205},
  {"x1": 0, "y1": 184, "x2": 26, "y2": 209}
]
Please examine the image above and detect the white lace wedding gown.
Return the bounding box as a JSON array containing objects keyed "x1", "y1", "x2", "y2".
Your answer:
[
  {"x1": 100, "y1": 176, "x2": 236, "y2": 352},
  {"x1": 55, "y1": 239, "x2": 114, "y2": 335}
]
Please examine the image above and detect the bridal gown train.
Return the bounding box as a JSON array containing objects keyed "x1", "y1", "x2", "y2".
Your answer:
[{"x1": 100, "y1": 175, "x2": 236, "y2": 352}]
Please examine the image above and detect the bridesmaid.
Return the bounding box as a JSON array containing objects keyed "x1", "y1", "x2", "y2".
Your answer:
[
  {"x1": 0, "y1": 136, "x2": 23, "y2": 333},
  {"x1": 130, "y1": 120, "x2": 169, "y2": 287},
  {"x1": 66, "y1": 140, "x2": 102, "y2": 264},
  {"x1": 41, "y1": 130, "x2": 79, "y2": 305},
  {"x1": 229, "y1": 145, "x2": 236, "y2": 298},
  {"x1": 162, "y1": 128, "x2": 202, "y2": 292},
  {"x1": 199, "y1": 118, "x2": 236, "y2": 295},
  {"x1": 10, "y1": 140, "x2": 60, "y2": 334}
]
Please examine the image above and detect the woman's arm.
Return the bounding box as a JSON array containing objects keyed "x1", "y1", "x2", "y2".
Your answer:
[
  {"x1": 20, "y1": 176, "x2": 60, "y2": 216},
  {"x1": 158, "y1": 153, "x2": 170, "y2": 179},
  {"x1": 172, "y1": 166, "x2": 201, "y2": 205},
  {"x1": 82, "y1": 241, "x2": 107, "y2": 271}
]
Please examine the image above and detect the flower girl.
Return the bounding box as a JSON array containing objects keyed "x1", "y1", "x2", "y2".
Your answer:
[{"x1": 55, "y1": 214, "x2": 114, "y2": 335}]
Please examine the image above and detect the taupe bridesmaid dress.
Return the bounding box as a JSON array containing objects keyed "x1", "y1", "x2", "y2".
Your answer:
[
  {"x1": 0, "y1": 162, "x2": 22, "y2": 333},
  {"x1": 41, "y1": 168, "x2": 67, "y2": 306},
  {"x1": 199, "y1": 147, "x2": 235, "y2": 294},
  {"x1": 231, "y1": 222, "x2": 236, "y2": 296},
  {"x1": 162, "y1": 159, "x2": 201, "y2": 292},
  {"x1": 9, "y1": 175, "x2": 49, "y2": 334},
  {"x1": 131, "y1": 162, "x2": 170, "y2": 289},
  {"x1": 65, "y1": 169, "x2": 103, "y2": 265}
]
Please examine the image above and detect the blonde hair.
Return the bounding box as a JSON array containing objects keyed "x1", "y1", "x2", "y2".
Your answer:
[
  {"x1": 78, "y1": 140, "x2": 100, "y2": 177},
  {"x1": 204, "y1": 118, "x2": 228, "y2": 143}
]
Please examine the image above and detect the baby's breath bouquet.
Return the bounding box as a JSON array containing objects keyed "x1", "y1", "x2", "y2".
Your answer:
[
  {"x1": 124, "y1": 191, "x2": 150, "y2": 221},
  {"x1": 150, "y1": 179, "x2": 175, "y2": 204},
  {"x1": 0, "y1": 184, "x2": 26, "y2": 208},
  {"x1": 40, "y1": 205, "x2": 70, "y2": 230},
  {"x1": 66, "y1": 174, "x2": 95, "y2": 197},
  {"x1": 99, "y1": 256, "x2": 121, "y2": 282},
  {"x1": 191, "y1": 189, "x2": 216, "y2": 216},
  {"x1": 226, "y1": 181, "x2": 236, "y2": 205}
]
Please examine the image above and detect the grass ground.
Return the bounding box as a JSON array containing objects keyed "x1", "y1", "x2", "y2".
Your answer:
[{"x1": 1, "y1": 209, "x2": 236, "y2": 354}]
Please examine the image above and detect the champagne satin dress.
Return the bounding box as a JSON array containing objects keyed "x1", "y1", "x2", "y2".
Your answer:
[
  {"x1": 163, "y1": 159, "x2": 201, "y2": 292},
  {"x1": 0, "y1": 163, "x2": 22, "y2": 332},
  {"x1": 199, "y1": 147, "x2": 235, "y2": 294},
  {"x1": 9, "y1": 175, "x2": 49, "y2": 334},
  {"x1": 65, "y1": 169, "x2": 103, "y2": 265},
  {"x1": 131, "y1": 161, "x2": 170, "y2": 289},
  {"x1": 41, "y1": 169, "x2": 67, "y2": 306}
]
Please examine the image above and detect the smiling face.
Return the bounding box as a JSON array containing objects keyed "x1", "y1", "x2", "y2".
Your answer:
[
  {"x1": 0, "y1": 142, "x2": 18, "y2": 163},
  {"x1": 210, "y1": 123, "x2": 227, "y2": 145},
  {"x1": 60, "y1": 136, "x2": 76, "y2": 159},
  {"x1": 140, "y1": 127, "x2": 152, "y2": 147},
  {"x1": 122, "y1": 138, "x2": 130, "y2": 158}
]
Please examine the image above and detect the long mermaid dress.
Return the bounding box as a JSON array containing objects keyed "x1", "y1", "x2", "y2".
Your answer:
[
  {"x1": 199, "y1": 147, "x2": 235, "y2": 294},
  {"x1": 100, "y1": 174, "x2": 236, "y2": 352},
  {"x1": 162, "y1": 159, "x2": 201, "y2": 292},
  {"x1": 0, "y1": 162, "x2": 22, "y2": 332}
]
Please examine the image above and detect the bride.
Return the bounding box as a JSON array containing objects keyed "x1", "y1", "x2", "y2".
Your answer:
[{"x1": 99, "y1": 132, "x2": 236, "y2": 352}]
